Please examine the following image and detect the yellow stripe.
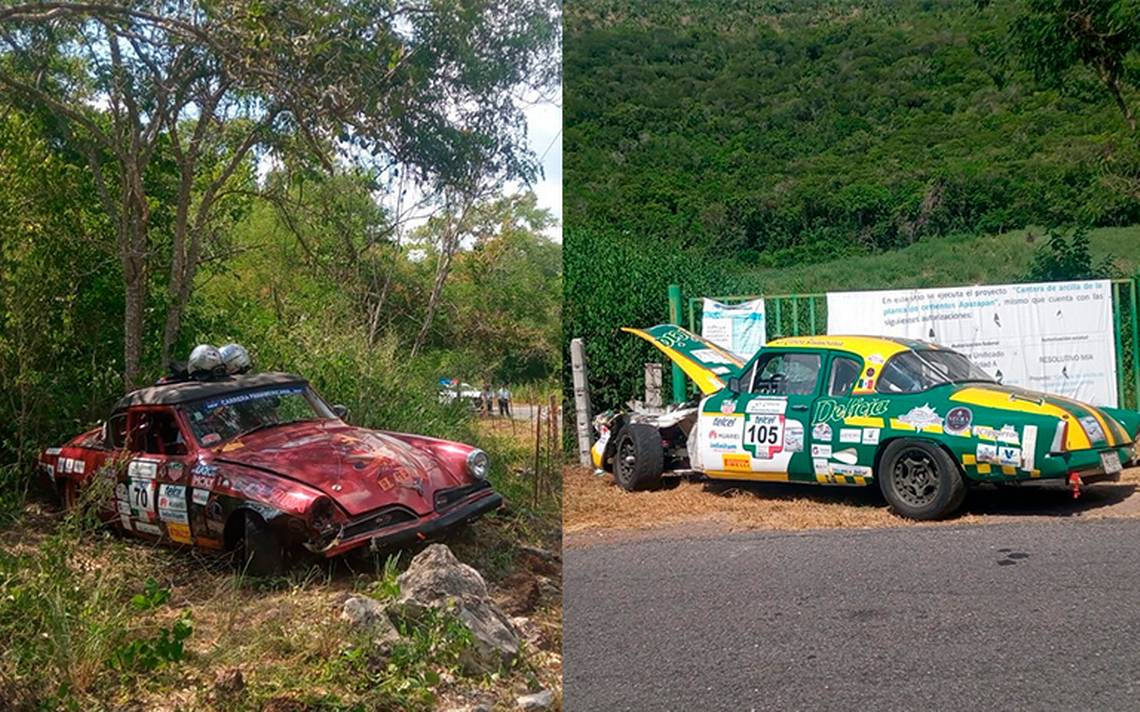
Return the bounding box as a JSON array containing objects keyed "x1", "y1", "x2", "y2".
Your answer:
[
  {"x1": 1031, "y1": 469, "x2": 1041, "y2": 478},
  {"x1": 853, "y1": 476, "x2": 867, "y2": 486},
  {"x1": 620, "y1": 328, "x2": 731, "y2": 395},
  {"x1": 844, "y1": 416, "x2": 885, "y2": 428},
  {"x1": 707, "y1": 471, "x2": 789, "y2": 482},
  {"x1": 1001, "y1": 465, "x2": 1017, "y2": 475},
  {"x1": 889, "y1": 418, "x2": 915, "y2": 431},
  {"x1": 977, "y1": 463, "x2": 992, "y2": 474},
  {"x1": 950, "y1": 387, "x2": 1092, "y2": 450},
  {"x1": 1048, "y1": 392, "x2": 1121, "y2": 447},
  {"x1": 962, "y1": 454, "x2": 977, "y2": 465}
]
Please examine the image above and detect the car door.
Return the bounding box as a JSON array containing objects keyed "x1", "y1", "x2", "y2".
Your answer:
[
  {"x1": 121, "y1": 407, "x2": 195, "y2": 543},
  {"x1": 807, "y1": 351, "x2": 882, "y2": 485},
  {"x1": 700, "y1": 349, "x2": 823, "y2": 482}
]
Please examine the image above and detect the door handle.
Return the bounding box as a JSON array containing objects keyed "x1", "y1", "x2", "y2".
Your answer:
[{"x1": 791, "y1": 404, "x2": 808, "y2": 412}]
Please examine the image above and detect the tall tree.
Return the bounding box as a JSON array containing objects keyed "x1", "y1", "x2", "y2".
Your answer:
[
  {"x1": 1000, "y1": 0, "x2": 1140, "y2": 131},
  {"x1": 0, "y1": 0, "x2": 559, "y2": 386}
]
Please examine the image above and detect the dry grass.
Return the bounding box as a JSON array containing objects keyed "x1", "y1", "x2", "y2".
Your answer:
[{"x1": 564, "y1": 465, "x2": 1140, "y2": 542}]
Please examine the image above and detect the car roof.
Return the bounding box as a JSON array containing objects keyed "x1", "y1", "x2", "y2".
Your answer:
[
  {"x1": 764, "y1": 335, "x2": 942, "y2": 360},
  {"x1": 113, "y1": 371, "x2": 308, "y2": 412}
]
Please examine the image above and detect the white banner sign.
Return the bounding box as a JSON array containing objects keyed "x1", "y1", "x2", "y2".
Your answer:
[
  {"x1": 701, "y1": 298, "x2": 767, "y2": 359},
  {"x1": 826, "y1": 280, "x2": 1118, "y2": 407}
]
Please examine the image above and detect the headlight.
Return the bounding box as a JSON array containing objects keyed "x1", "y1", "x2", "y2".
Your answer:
[
  {"x1": 466, "y1": 449, "x2": 490, "y2": 480},
  {"x1": 310, "y1": 496, "x2": 335, "y2": 530}
]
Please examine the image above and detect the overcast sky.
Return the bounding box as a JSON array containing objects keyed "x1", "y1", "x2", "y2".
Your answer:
[{"x1": 522, "y1": 88, "x2": 563, "y2": 242}]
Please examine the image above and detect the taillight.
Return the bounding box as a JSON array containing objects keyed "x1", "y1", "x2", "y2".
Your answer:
[{"x1": 1050, "y1": 418, "x2": 1069, "y2": 453}]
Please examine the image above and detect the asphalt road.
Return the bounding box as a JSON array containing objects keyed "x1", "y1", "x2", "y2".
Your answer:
[{"x1": 564, "y1": 519, "x2": 1140, "y2": 711}]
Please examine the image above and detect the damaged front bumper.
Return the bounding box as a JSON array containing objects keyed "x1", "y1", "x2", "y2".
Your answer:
[{"x1": 308, "y1": 484, "x2": 503, "y2": 557}]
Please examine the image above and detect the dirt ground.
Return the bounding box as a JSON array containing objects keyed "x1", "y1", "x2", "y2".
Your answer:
[{"x1": 563, "y1": 464, "x2": 1140, "y2": 547}]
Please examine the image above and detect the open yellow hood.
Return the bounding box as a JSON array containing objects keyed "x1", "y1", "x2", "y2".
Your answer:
[{"x1": 621, "y1": 324, "x2": 744, "y2": 395}]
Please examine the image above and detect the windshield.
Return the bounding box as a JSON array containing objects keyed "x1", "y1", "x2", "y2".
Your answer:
[
  {"x1": 182, "y1": 385, "x2": 334, "y2": 446},
  {"x1": 877, "y1": 350, "x2": 994, "y2": 394}
]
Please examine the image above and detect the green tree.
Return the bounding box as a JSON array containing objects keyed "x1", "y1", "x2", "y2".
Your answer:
[{"x1": 0, "y1": 0, "x2": 560, "y2": 386}]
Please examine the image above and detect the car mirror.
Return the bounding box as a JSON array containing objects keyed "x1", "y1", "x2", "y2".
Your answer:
[
  {"x1": 332, "y1": 404, "x2": 349, "y2": 421},
  {"x1": 726, "y1": 377, "x2": 742, "y2": 394}
]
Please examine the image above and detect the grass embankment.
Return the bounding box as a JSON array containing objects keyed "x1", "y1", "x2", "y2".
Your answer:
[
  {"x1": 564, "y1": 464, "x2": 1140, "y2": 542},
  {"x1": 740, "y1": 226, "x2": 1140, "y2": 295},
  {"x1": 0, "y1": 418, "x2": 562, "y2": 711}
]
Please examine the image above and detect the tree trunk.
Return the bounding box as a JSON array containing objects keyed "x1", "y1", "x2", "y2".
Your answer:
[{"x1": 411, "y1": 209, "x2": 462, "y2": 358}]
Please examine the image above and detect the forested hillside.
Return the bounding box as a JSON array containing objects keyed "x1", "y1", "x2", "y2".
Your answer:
[
  {"x1": 567, "y1": 0, "x2": 1140, "y2": 258},
  {"x1": 565, "y1": 0, "x2": 1140, "y2": 408}
]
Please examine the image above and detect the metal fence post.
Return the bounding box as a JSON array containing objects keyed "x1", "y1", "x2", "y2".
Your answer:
[{"x1": 668, "y1": 283, "x2": 686, "y2": 403}]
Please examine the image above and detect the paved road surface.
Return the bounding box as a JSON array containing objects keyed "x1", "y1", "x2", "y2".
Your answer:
[{"x1": 564, "y1": 519, "x2": 1140, "y2": 711}]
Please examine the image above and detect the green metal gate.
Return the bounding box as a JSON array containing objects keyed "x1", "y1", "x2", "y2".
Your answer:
[{"x1": 679, "y1": 279, "x2": 1140, "y2": 411}]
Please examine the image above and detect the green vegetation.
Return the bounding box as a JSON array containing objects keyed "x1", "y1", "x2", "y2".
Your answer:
[
  {"x1": 565, "y1": 0, "x2": 1140, "y2": 409},
  {"x1": 0, "y1": 1, "x2": 562, "y2": 708}
]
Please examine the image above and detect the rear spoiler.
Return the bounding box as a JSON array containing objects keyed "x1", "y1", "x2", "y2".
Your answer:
[{"x1": 621, "y1": 324, "x2": 744, "y2": 395}]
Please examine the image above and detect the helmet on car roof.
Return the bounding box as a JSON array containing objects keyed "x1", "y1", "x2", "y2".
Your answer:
[
  {"x1": 219, "y1": 342, "x2": 252, "y2": 375},
  {"x1": 187, "y1": 344, "x2": 225, "y2": 380}
]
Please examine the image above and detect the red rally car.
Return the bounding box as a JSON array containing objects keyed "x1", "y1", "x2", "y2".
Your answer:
[{"x1": 39, "y1": 372, "x2": 502, "y2": 573}]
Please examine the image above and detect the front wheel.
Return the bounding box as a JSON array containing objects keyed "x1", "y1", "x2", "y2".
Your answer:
[
  {"x1": 612, "y1": 424, "x2": 664, "y2": 491},
  {"x1": 234, "y1": 513, "x2": 284, "y2": 576},
  {"x1": 878, "y1": 440, "x2": 966, "y2": 520}
]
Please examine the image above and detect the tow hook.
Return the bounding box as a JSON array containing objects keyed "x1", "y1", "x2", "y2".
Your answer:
[{"x1": 1068, "y1": 472, "x2": 1083, "y2": 500}]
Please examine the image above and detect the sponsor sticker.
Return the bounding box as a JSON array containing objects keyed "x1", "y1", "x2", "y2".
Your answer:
[
  {"x1": 945, "y1": 407, "x2": 973, "y2": 436},
  {"x1": 829, "y1": 463, "x2": 873, "y2": 478},
  {"x1": 134, "y1": 521, "x2": 163, "y2": 536},
  {"x1": 812, "y1": 422, "x2": 833, "y2": 441},
  {"x1": 128, "y1": 459, "x2": 158, "y2": 480},
  {"x1": 720, "y1": 400, "x2": 736, "y2": 415},
  {"x1": 722, "y1": 453, "x2": 751, "y2": 472},
  {"x1": 813, "y1": 458, "x2": 830, "y2": 476},
  {"x1": 862, "y1": 428, "x2": 880, "y2": 445},
  {"x1": 976, "y1": 443, "x2": 998, "y2": 464},
  {"x1": 997, "y1": 446, "x2": 1021, "y2": 467},
  {"x1": 166, "y1": 523, "x2": 192, "y2": 544},
  {"x1": 158, "y1": 484, "x2": 189, "y2": 524},
  {"x1": 866, "y1": 353, "x2": 885, "y2": 365},
  {"x1": 746, "y1": 398, "x2": 787, "y2": 415},
  {"x1": 996, "y1": 425, "x2": 1020, "y2": 444},
  {"x1": 167, "y1": 462, "x2": 185, "y2": 481},
  {"x1": 691, "y1": 348, "x2": 738, "y2": 365},
  {"x1": 813, "y1": 399, "x2": 890, "y2": 424},
  {"x1": 784, "y1": 422, "x2": 804, "y2": 453},
  {"x1": 810, "y1": 443, "x2": 833, "y2": 458},
  {"x1": 897, "y1": 405, "x2": 942, "y2": 430},
  {"x1": 832, "y1": 448, "x2": 859, "y2": 465},
  {"x1": 1021, "y1": 425, "x2": 1038, "y2": 472},
  {"x1": 839, "y1": 428, "x2": 862, "y2": 444},
  {"x1": 73, "y1": 459, "x2": 85, "y2": 475},
  {"x1": 191, "y1": 488, "x2": 210, "y2": 506}
]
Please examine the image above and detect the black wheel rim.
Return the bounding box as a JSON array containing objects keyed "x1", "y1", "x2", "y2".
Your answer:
[
  {"x1": 616, "y1": 436, "x2": 636, "y2": 482},
  {"x1": 891, "y1": 448, "x2": 940, "y2": 507}
]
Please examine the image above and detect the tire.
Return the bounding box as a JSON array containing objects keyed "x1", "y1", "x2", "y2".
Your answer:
[
  {"x1": 877, "y1": 439, "x2": 966, "y2": 520},
  {"x1": 612, "y1": 424, "x2": 664, "y2": 491},
  {"x1": 235, "y1": 513, "x2": 284, "y2": 577},
  {"x1": 60, "y1": 478, "x2": 79, "y2": 511}
]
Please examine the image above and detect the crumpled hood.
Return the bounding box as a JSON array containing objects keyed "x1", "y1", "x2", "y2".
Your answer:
[
  {"x1": 214, "y1": 421, "x2": 465, "y2": 516},
  {"x1": 949, "y1": 384, "x2": 1135, "y2": 450}
]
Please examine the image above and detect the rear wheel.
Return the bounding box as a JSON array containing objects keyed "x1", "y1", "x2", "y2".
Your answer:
[
  {"x1": 878, "y1": 440, "x2": 966, "y2": 520},
  {"x1": 612, "y1": 424, "x2": 664, "y2": 491}
]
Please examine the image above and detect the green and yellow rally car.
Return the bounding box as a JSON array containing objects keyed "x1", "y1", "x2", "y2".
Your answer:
[{"x1": 590, "y1": 325, "x2": 1140, "y2": 520}]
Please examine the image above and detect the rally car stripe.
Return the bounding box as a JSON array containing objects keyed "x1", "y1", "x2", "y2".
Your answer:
[
  {"x1": 949, "y1": 387, "x2": 1093, "y2": 450},
  {"x1": 1043, "y1": 392, "x2": 1128, "y2": 446},
  {"x1": 706, "y1": 471, "x2": 790, "y2": 482},
  {"x1": 844, "y1": 416, "x2": 885, "y2": 428}
]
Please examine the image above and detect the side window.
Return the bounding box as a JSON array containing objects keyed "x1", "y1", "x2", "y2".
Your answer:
[
  {"x1": 828, "y1": 356, "x2": 863, "y2": 396},
  {"x1": 877, "y1": 352, "x2": 926, "y2": 394},
  {"x1": 127, "y1": 410, "x2": 189, "y2": 456},
  {"x1": 748, "y1": 352, "x2": 822, "y2": 396},
  {"x1": 107, "y1": 413, "x2": 128, "y2": 449}
]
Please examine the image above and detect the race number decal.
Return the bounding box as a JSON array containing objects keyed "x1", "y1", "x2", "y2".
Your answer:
[
  {"x1": 128, "y1": 478, "x2": 157, "y2": 520},
  {"x1": 744, "y1": 414, "x2": 784, "y2": 459}
]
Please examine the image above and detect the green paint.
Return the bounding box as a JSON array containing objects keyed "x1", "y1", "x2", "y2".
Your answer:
[{"x1": 668, "y1": 284, "x2": 685, "y2": 403}]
